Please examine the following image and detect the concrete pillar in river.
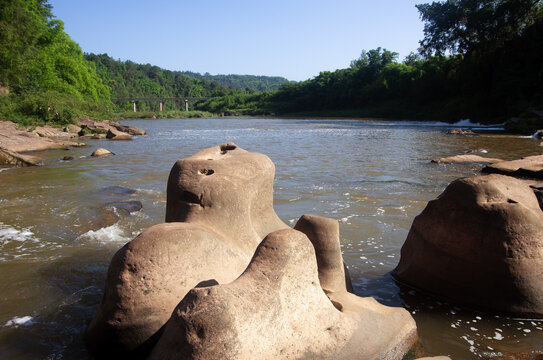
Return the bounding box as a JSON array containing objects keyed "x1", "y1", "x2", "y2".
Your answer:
[
  {"x1": 132, "y1": 100, "x2": 136, "y2": 112},
  {"x1": 159, "y1": 100, "x2": 163, "y2": 112},
  {"x1": 185, "y1": 99, "x2": 189, "y2": 112}
]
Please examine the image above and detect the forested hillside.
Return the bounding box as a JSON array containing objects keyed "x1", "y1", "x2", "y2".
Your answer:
[
  {"x1": 179, "y1": 72, "x2": 290, "y2": 92},
  {"x1": 0, "y1": 0, "x2": 540, "y2": 125},
  {"x1": 0, "y1": 0, "x2": 111, "y2": 124},
  {"x1": 84, "y1": 53, "x2": 238, "y2": 112}
]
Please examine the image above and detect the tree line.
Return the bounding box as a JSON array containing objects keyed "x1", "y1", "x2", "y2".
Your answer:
[
  {"x1": 0, "y1": 0, "x2": 541, "y2": 125},
  {"x1": 212, "y1": 0, "x2": 542, "y2": 123}
]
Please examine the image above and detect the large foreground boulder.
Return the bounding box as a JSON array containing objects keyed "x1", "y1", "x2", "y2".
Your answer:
[
  {"x1": 394, "y1": 174, "x2": 543, "y2": 316},
  {"x1": 149, "y1": 227, "x2": 417, "y2": 360},
  {"x1": 84, "y1": 143, "x2": 289, "y2": 358},
  {"x1": 85, "y1": 143, "x2": 418, "y2": 359}
]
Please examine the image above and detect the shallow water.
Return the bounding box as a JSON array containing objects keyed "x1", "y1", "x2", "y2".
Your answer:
[{"x1": 0, "y1": 117, "x2": 542, "y2": 359}]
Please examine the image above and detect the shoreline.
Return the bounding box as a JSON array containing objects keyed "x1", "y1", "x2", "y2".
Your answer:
[{"x1": 0, "y1": 119, "x2": 146, "y2": 167}]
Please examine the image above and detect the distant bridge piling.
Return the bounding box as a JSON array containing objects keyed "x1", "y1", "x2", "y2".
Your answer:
[{"x1": 111, "y1": 97, "x2": 209, "y2": 112}]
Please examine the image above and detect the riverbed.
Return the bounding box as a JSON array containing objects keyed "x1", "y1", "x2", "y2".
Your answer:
[{"x1": 0, "y1": 117, "x2": 542, "y2": 359}]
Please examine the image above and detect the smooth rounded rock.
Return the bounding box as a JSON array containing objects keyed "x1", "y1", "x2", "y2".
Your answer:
[
  {"x1": 394, "y1": 174, "x2": 543, "y2": 316},
  {"x1": 149, "y1": 229, "x2": 417, "y2": 360},
  {"x1": 91, "y1": 148, "x2": 114, "y2": 157},
  {"x1": 84, "y1": 143, "x2": 288, "y2": 358}
]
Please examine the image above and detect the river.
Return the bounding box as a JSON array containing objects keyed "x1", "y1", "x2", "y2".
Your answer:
[{"x1": 0, "y1": 117, "x2": 542, "y2": 359}]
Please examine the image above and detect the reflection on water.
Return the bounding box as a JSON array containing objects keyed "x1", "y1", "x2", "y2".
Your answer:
[{"x1": 0, "y1": 118, "x2": 542, "y2": 359}]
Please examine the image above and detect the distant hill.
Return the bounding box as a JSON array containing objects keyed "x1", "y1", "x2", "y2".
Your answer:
[{"x1": 179, "y1": 72, "x2": 291, "y2": 92}]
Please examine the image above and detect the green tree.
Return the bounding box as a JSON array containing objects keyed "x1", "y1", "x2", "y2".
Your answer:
[{"x1": 417, "y1": 0, "x2": 543, "y2": 56}]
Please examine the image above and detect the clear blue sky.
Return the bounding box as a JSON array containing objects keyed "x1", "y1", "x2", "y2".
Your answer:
[{"x1": 48, "y1": 0, "x2": 425, "y2": 81}]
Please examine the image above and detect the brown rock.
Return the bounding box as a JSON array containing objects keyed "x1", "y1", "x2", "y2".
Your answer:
[
  {"x1": 149, "y1": 228, "x2": 417, "y2": 360},
  {"x1": 431, "y1": 154, "x2": 503, "y2": 164},
  {"x1": 91, "y1": 148, "x2": 114, "y2": 157},
  {"x1": 0, "y1": 147, "x2": 43, "y2": 167},
  {"x1": 165, "y1": 142, "x2": 287, "y2": 253},
  {"x1": 110, "y1": 122, "x2": 146, "y2": 136},
  {"x1": 394, "y1": 174, "x2": 543, "y2": 316},
  {"x1": 445, "y1": 128, "x2": 478, "y2": 136},
  {"x1": 106, "y1": 129, "x2": 132, "y2": 140},
  {"x1": 0, "y1": 120, "x2": 84, "y2": 153},
  {"x1": 482, "y1": 154, "x2": 543, "y2": 179},
  {"x1": 84, "y1": 143, "x2": 288, "y2": 358},
  {"x1": 64, "y1": 124, "x2": 82, "y2": 134},
  {"x1": 78, "y1": 118, "x2": 145, "y2": 136},
  {"x1": 32, "y1": 125, "x2": 75, "y2": 138},
  {"x1": 294, "y1": 214, "x2": 352, "y2": 293}
]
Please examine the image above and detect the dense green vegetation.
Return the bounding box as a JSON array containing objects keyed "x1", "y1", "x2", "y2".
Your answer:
[
  {"x1": 255, "y1": 0, "x2": 543, "y2": 122},
  {"x1": 0, "y1": 0, "x2": 111, "y2": 125},
  {"x1": 0, "y1": 0, "x2": 541, "y2": 126},
  {"x1": 179, "y1": 72, "x2": 290, "y2": 92}
]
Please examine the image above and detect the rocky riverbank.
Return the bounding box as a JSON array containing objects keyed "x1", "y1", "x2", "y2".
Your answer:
[{"x1": 0, "y1": 119, "x2": 146, "y2": 167}]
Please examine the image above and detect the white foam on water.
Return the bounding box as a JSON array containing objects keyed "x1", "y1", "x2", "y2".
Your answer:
[
  {"x1": 4, "y1": 316, "x2": 33, "y2": 327},
  {"x1": 0, "y1": 224, "x2": 37, "y2": 244},
  {"x1": 78, "y1": 223, "x2": 131, "y2": 244}
]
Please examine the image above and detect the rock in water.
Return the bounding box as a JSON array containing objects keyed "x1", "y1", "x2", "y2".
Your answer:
[
  {"x1": 394, "y1": 174, "x2": 543, "y2": 316},
  {"x1": 91, "y1": 148, "x2": 114, "y2": 157},
  {"x1": 106, "y1": 129, "x2": 132, "y2": 140},
  {"x1": 84, "y1": 143, "x2": 288, "y2": 358},
  {"x1": 482, "y1": 154, "x2": 543, "y2": 179},
  {"x1": 85, "y1": 142, "x2": 417, "y2": 359},
  {"x1": 149, "y1": 229, "x2": 417, "y2": 360},
  {"x1": 431, "y1": 154, "x2": 502, "y2": 164}
]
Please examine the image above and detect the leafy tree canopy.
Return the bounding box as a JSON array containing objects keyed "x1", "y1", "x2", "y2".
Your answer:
[
  {"x1": 350, "y1": 48, "x2": 398, "y2": 70},
  {"x1": 417, "y1": 0, "x2": 543, "y2": 56}
]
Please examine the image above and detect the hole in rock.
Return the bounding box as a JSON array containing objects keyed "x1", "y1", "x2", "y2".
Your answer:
[
  {"x1": 199, "y1": 168, "x2": 214, "y2": 176},
  {"x1": 179, "y1": 191, "x2": 201, "y2": 205},
  {"x1": 330, "y1": 299, "x2": 344, "y2": 312},
  {"x1": 530, "y1": 185, "x2": 543, "y2": 211},
  {"x1": 507, "y1": 198, "x2": 518, "y2": 204},
  {"x1": 220, "y1": 144, "x2": 237, "y2": 154},
  {"x1": 195, "y1": 279, "x2": 219, "y2": 288}
]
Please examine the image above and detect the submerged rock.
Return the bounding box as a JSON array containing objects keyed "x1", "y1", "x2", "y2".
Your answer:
[
  {"x1": 431, "y1": 154, "x2": 503, "y2": 164},
  {"x1": 394, "y1": 174, "x2": 543, "y2": 316},
  {"x1": 94, "y1": 200, "x2": 143, "y2": 229},
  {"x1": 445, "y1": 128, "x2": 478, "y2": 136}
]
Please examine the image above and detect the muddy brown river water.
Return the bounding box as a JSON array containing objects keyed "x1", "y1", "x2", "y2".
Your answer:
[{"x1": 0, "y1": 118, "x2": 542, "y2": 359}]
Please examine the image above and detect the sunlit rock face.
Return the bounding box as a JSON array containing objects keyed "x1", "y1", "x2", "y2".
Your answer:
[
  {"x1": 84, "y1": 143, "x2": 288, "y2": 358},
  {"x1": 85, "y1": 143, "x2": 418, "y2": 359},
  {"x1": 149, "y1": 227, "x2": 417, "y2": 360},
  {"x1": 394, "y1": 174, "x2": 543, "y2": 316}
]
